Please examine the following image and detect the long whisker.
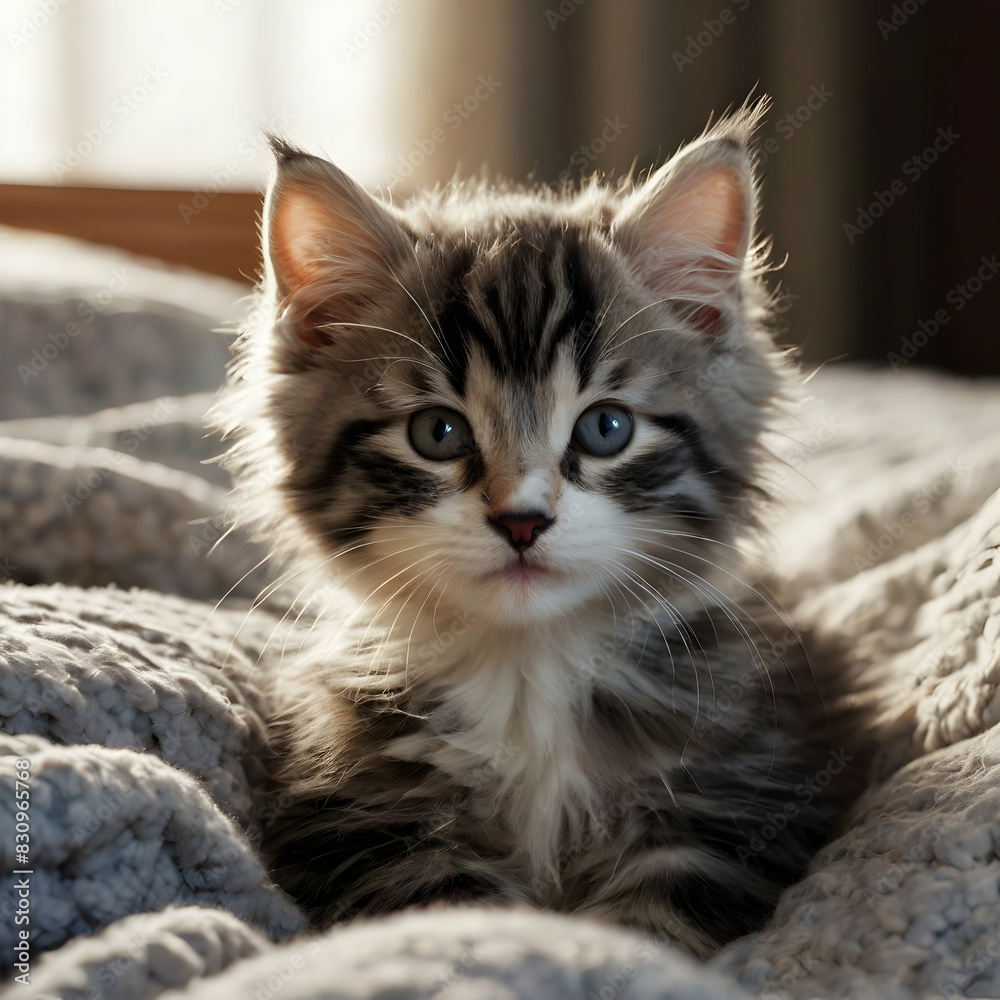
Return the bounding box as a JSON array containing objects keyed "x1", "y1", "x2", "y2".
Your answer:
[
  {"x1": 613, "y1": 538, "x2": 769, "y2": 657},
  {"x1": 628, "y1": 531, "x2": 803, "y2": 648},
  {"x1": 219, "y1": 559, "x2": 319, "y2": 669},
  {"x1": 605, "y1": 297, "x2": 676, "y2": 341},
  {"x1": 392, "y1": 274, "x2": 449, "y2": 357},
  {"x1": 602, "y1": 565, "x2": 683, "y2": 713},
  {"x1": 224, "y1": 535, "x2": 411, "y2": 669},
  {"x1": 403, "y1": 565, "x2": 458, "y2": 682},
  {"x1": 609, "y1": 540, "x2": 794, "y2": 767},
  {"x1": 361, "y1": 555, "x2": 448, "y2": 676},
  {"x1": 196, "y1": 549, "x2": 275, "y2": 635},
  {"x1": 356, "y1": 550, "x2": 447, "y2": 649},
  {"x1": 323, "y1": 321, "x2": 437, "y2": 359},
  {"x1": 619, "y1": 546, "x2": 763, "y2": 671}
]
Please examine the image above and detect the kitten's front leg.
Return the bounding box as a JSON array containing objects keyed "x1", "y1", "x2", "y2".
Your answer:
[
  {"x1": 569, "y1": 843, "x2": 778, "y2": 958},
  {"x1": 264, "y1": 794, "x2": 525, "y2": 927}
]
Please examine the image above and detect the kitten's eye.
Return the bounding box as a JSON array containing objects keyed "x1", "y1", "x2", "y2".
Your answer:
[
  {"x1": 408, "y1": 407, "x2": 475, "y2": 461},
  {"x1": 573, "y1": 403, "x2": 634, "y2": 457}
]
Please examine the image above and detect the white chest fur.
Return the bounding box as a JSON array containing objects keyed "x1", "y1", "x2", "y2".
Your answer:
[{"x1": 386, "y1": 624, "x2": 607, "y2": 887}]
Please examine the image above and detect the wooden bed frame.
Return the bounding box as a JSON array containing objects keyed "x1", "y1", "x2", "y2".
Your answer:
[{"x1": 0, "y1": 184, "x2": 261, "y2": 285}]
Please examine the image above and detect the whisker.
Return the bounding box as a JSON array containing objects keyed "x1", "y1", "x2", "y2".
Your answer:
[
  {"x1": 356, "y1": 550, "x2": 447, "y2": 649},
  {"x1": 627, "y1": 532, "x2": 805, "y2": 659},
  {"x1": 323, "y1": 321, "x2": 437, "y2": 359},
  {"x1": 195, "y1": 549, "x2": 275, "y2": 639},
  {"x1": 392, "y1": 273, "x2": 449, "y2": 357},
  {"x1": 404, "y1": 564, "x2": 458, "y2": 683},
  {"x1": 363, "y1": 556, "x2": 449, "y2": 678}
]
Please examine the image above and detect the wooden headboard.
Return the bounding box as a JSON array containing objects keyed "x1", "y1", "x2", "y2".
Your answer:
[{"x1": 0, "y1": 184, "x2": 262, "y2": 284}]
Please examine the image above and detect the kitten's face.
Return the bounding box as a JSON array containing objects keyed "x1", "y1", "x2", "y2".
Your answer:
[{"x1": 241, "y1": 122, "x2": 781, "y2": 631}]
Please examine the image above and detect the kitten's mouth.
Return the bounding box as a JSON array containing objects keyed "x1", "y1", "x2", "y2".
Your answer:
[{"x1": 495, "y1": 556, "x2": 553, "y2": 585}]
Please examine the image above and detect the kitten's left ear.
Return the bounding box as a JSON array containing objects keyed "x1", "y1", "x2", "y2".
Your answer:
[
  {"x1": 615, "y1": 119, "x2": 758, "y2": 339},
  {"x1": 264, "y1": 137, "x2": 414, "y2": 350}
]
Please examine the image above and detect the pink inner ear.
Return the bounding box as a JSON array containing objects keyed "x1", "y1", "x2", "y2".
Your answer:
[
  {"x1": 271, "y1": 187, "x2": 343, "y2": 295},
  {"x1": 269, "y1": 185, "x2": 378, "y2": 349},
  {"x1": 666, "y1": 167, "x2": 746, "y2": 261},
  {"x1": 688, "y1": 303, "x2": 724, "y2": 338},
  {"x1": 700, "y1": 170, "x2": 745, "y2": 259},
  {"x1": 627, "y1": 164, "x2": 749, "y2": 340}
]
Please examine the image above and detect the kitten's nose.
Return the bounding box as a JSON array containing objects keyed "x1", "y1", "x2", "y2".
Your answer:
[{"x1": 489, "y1": 512, "x2": 553, "y2": 551}]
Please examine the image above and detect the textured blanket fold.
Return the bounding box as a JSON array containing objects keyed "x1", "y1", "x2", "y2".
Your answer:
[{"x1": 0, "y1": 586, "x2": 306, "y2": 972}]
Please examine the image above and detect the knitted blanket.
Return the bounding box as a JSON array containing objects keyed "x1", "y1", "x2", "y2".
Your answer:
[{"x1": 2, "y1": 229, "x2": 1000, "y2": 999}]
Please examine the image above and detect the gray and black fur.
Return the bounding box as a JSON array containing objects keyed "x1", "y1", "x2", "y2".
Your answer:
[{"x1": 214, "y1": 101, "x2": 850, "y2": 957}]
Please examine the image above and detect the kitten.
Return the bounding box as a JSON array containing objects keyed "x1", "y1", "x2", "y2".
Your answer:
[{"x1": 215, "y1": 102, "x2": 838, "y2": 957}]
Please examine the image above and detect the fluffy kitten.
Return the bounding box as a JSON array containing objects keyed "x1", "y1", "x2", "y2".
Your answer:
[{"x1": 216, "y1": 103, "x2": 838, "y2": 956}]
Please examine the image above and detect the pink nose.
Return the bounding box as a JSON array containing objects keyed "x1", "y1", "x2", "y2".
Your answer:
[{"x1": 489, "y1": 513, "x2": 553, "y2": 551}]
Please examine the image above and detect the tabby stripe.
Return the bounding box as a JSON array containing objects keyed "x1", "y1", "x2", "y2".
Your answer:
[
  {"x1": 436, "y1": 287, "x2": 502, "y2": 392},
  {"x1": 292, "y1": 416, "x2": 442, "y2": 538},
  {"x1": 432, "y1": 233, "x2": 605, "y2": 388},
  {"x1": 547, "y1": 236, "x2": 602, "y2": 387},
  {"x1": 601, "y1": 447, "x2": 702, "y2": 514},
  {"x1": 300, "y1": 418, "x2": 392, "y2": 501},
  {"x1": 650, "y1": 414, "x2": 722, "y2": 479},
  {"x1": 560, "y1": 445, "x2": 583, "y2": 487}
]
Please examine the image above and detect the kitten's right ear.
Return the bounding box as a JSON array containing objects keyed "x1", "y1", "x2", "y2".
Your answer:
[
  {"x1": 613, "y1": 107, "x2": 761, "y2": 340},
  {"x1": 264, "y1": 138, "x2": 413, "y2": 349}
]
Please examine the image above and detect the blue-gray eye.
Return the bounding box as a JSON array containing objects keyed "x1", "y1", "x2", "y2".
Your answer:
[
  {"x1": 573, "y1": 403, "x2": 634, "y2": 457},
  {"x1": 408, "y1": 407, "x2": 475, "y2": 461}
]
